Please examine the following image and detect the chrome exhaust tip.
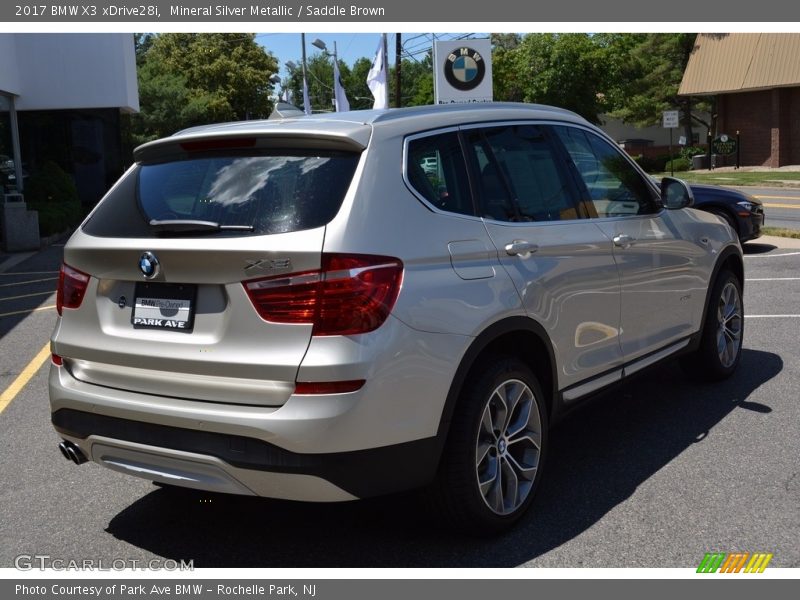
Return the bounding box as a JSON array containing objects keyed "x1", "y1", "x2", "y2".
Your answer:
[{"x1": 59, "y1": 441, "x2": 88, "y2": 465}]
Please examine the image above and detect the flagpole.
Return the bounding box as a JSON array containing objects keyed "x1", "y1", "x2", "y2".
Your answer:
[
  {"x1": 301, "y1": 33, "x2": 310, "y2": 115},
  {"x1": 333, "y1": 40, "x2": 339, "y2": 111}
]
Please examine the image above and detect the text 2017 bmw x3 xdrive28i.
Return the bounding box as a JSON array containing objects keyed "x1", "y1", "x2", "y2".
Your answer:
[{"x1": 50, "y1": 103, "x2": 744, "y2": 534}]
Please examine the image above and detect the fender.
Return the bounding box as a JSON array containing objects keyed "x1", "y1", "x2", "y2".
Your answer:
[{"x1": 436, "y1": 316, "x2": 559, "y2": 441}]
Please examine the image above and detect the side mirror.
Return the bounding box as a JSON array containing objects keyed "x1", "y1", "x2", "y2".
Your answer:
[{"x1": 661, "y1": 177, "x2": 694, "y2": 210}]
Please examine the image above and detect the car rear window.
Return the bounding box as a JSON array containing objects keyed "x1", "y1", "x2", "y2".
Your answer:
[{"x1": 82, "y1": 151, "x2": 359, "y2": 238}]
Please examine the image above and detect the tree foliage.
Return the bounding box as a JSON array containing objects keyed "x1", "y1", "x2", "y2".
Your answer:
[
  {"x1": 601, "y1": 33, "x2": 709, "y2": 142},
  {"x1": 491, "y1": 34, "x2": 610, "y2": 124},
  {"x1": 132, "y1": 33, "x2": 278, "y2": 143}
]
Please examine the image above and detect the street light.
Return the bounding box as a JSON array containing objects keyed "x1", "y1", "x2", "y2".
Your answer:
[{"x1": 309, "y1": 37, "x2": 348, "y2": 112}]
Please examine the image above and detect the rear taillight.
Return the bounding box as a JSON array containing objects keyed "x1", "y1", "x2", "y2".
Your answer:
[
  {"x1": 243, "y1": 254, "x2": 403, "y2": 336},
  {"x1": 56, "y1": 263, "x2": 90, "y2": 315}
]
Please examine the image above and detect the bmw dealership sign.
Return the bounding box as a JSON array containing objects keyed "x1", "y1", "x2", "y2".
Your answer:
[{"x1": 433, "y1": 39, "x2": 493, "y2": 104}]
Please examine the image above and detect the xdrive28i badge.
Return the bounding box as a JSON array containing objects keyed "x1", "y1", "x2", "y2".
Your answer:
[
  {"x1": 444, "y1": 47, "x2": 486, "y2": 91},
  {"x1": 138, "y1": 251, "x2": 160, "y2": 279}
]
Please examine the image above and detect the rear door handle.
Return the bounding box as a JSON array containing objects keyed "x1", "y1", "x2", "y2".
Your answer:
[
  {"x1": 613, "y1": 234, "x2": 635, "y2": 248},
  {"x1": 505, "y1": 240, "x2": 538, "y2": 256}
]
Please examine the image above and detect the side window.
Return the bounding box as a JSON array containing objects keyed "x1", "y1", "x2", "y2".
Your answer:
[
  {"x1": 464, "y1": 125, "x2": 579, "y2": 222},
  {"x1": 406, "y1": 132, "x2": 474, "y2": 216},
  {"x1": 552, "y1": 125, "x2": 658, "y2": 218}
]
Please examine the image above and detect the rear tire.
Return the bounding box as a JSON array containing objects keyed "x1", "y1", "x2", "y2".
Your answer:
[
  {"x1": 681, "y1": 269, "x2": 743, "y2": 381},
  {"x1": 432, "y1": 356, "x2": 548, "y2": 535}
]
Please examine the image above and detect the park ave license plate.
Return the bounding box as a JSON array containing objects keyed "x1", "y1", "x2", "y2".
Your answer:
[{"x1": 131, "y1": 283, "x2": 196, "y2": 332}]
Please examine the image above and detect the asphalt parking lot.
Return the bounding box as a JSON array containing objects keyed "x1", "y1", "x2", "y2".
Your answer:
[{"x1": 0, "y1": 237, "x2": 798, "y2": 569}]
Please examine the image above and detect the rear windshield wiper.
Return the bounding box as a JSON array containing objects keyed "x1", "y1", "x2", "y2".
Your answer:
[{"x1": 149, "y1": 219, "x2": 254, "y2": 234}]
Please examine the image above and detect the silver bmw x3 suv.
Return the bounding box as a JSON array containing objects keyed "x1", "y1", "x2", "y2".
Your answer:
[{"x1": 50, "y1": 103, "x2": 744, "y2": 533}]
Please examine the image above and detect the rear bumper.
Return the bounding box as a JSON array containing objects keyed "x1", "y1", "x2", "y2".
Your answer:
[
  {"x1": 48, "y1": 317, "x2": 468, "y2": 500},
  {"x1": 53, "y1": 409, "x2": 441, "y2": 500}
]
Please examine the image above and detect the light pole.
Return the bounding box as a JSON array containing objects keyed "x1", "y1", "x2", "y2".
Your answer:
[
  {"x1": 312, "y1": 38, "x2": 333, "y2": 110},
  {"x1": 300, "y1": 34, "x2": 311, "y2": 115},
  {"x1": 311, "y1": 38, "x2": 348, "y2": 112}
]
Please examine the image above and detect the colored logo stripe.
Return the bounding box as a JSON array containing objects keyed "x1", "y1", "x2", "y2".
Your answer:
[
  {"x1": 744, "y1": 553, "x2": 773, "y2": 573},
  {"x1": 720, "y1": 553, "x2": 749, "y2": 573},
  {"x1": 697, "y1": 553, "x2": 726, "y2": 573},
  {"x1": 697, "y1": 552, "x2": 773, "y2": 573}
]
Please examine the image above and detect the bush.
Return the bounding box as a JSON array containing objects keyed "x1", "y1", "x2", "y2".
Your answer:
[
  {"x1": 680, "y1": 145, "x2": 707, "y2": 160},
  {"x1": 24, "y1": 161, "x2": 82, "y2": 237},
  {"x1": 665, "y1": 157, "x2": 691, "y2": 172}
]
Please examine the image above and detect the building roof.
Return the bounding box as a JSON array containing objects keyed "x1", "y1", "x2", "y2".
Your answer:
[{"x1": 679, "y1": 33, "x2": 800, "y2": 96}]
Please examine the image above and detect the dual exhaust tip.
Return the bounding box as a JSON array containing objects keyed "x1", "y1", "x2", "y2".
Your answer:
[{"x1": 58, "y1": 440, "x2": 88, "y2": 465}]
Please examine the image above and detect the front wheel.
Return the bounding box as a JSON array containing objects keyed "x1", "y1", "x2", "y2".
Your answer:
[
  {"x1": 682, "y1": 269, "x2": 743, "y2": 381},
  {"x1": 433, "y1": 356, "x2": 548, "y2": 535}
]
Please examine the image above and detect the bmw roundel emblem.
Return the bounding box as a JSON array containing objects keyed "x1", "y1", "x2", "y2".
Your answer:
[
  {"x1": 444, "y1": 47, "x2": 486, "y2": 91},
  {"x1": 138, "y1": 251, "x2": 160, "y2": 279}
]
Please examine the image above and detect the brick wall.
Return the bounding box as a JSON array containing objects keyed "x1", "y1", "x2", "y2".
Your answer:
[
  {"x1": 791, "y1": 89, "x2": 800, "y2": 165},
  {"x1": 718, "y1": 87, "x2": 799, "y2": 167}
]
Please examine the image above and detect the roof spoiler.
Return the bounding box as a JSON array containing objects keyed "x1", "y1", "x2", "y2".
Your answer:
[{"x1": 269, "y1": 102, "x2": 306, "y2": 120}]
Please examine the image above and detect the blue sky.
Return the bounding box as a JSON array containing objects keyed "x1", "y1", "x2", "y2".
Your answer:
[{"x1": 257, "y1": 33, "x2": 486, "y2": 80}]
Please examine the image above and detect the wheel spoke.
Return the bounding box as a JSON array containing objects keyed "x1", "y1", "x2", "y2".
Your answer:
[
  {"x1": 480, "y1": 404, "x2": 496, "y2": 440},
  {"x1": 506, "y1": 389, "x2": 533, "y2": 438},
  {"x1": 476, "y1": 439, "x2": 492, "y2": 466},
  {"x1": 505, "y1": 446, "x2": 538, "y2": 476},
  {"x1": 500, "y1": 457, "x2": 519, "y2": 510},
  {"x1": 478, "y1": 455, "x2": 499, "y2": 494}
]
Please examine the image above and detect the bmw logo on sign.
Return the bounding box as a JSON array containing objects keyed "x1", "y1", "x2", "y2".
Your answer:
[
  {"x1": 138, "y1": 251, "x2": 160, "y2": 279},
  {"x1": 444, "y1": 47, "x2": 486, "y2": 91}
]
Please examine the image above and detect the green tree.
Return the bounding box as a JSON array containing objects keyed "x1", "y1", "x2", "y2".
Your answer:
[
  {"x1": 133, "y1": 33, "x2": 278, "y2": 141},
  {"x1": 602, "y1": 33, "x2": 709, "y2": 144},
  {"x1": 346, "y1": 57, "x2": 376, "y2": 110},
  {"x1": 132, "y1": 61, "x2": 216, "y2": 145},
  {"x1": 391, "y1": 54, "x2": 434, "y2": 107},
  {"x1": 492, "y1": 33, "x2": 609, "y2": 124}
]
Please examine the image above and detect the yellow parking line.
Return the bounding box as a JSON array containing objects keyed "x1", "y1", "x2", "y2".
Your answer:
[
  {"x1": 762, "y1": 203, "x2": 800, "y2": 209},
  {"x1": 0, "y1": 305, "x2": 56, "y2": 318},
  {"x1": 754, "y1": 194, "x2": 800, "y2": 200},
  {"x1": 0, "y1": 342, "x2": 51, "y2": 415}
]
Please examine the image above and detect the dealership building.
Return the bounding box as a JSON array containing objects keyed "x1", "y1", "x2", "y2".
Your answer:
[
  {"x1": 680, "y1": 33, "x2": 800, "y2": 167},
  {"x1": 0, "y1": 33, "x2": 138, "y2": 206}
]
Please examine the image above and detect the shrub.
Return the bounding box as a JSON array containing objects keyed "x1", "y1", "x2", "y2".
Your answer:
[
  {"x1": 24, "y1": 161, "x2": 82, "y2": 237},
  {"x1": 680, "y1": 145, "x2": 707, "y2": 160},
  {"x1": 665, "y1": 157, "x2": 691, "y2": 172}
]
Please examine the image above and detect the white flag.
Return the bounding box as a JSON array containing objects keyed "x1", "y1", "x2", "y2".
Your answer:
[
  {"x1": 302, "y1": 77, "x2": 311, "y2": 115},
  {"x1": 367, "y1": 35, "x2": 388, "y2": 110},
  {"x1": 333, "y1": 59, "x2": 350, "y2": 112}
]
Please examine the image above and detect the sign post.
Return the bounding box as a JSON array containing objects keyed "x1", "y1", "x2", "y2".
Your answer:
[{"x1": 663, "y1": 110, "x2": 679, "y2": 176}]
